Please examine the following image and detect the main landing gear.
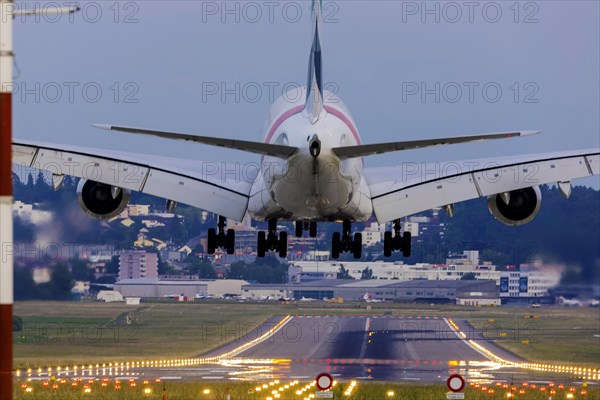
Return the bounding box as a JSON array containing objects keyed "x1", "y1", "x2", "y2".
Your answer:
[
  {"x1": 207, "y1": 216, "x2": 235, "y2": 255},
  {"x1": 257, "y1": 219, "x2": 288, "y2": 258},
  {"x1": 331, "y1": 220, "x2": 362, "y2": 260},
  {"x1": 384, "y1": 219, "x2": 411, "y2": 257},
  {"x1": 295, "y1": 221, "x2": 317, "y2": 238}
]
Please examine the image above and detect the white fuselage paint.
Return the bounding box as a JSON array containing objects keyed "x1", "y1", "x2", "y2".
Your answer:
[{"x1": 248, "y1": 88, "x2": 373, "y2": 222}]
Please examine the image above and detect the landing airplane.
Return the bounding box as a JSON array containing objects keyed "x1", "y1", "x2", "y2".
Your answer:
[{"x1": 12, "y1": 1, "x2": 600, "y2": 259}]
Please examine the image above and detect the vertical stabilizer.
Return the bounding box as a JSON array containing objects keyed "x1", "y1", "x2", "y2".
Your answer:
[{"x1": 305, "y1": 0, "x2": 325, "y2": 124}]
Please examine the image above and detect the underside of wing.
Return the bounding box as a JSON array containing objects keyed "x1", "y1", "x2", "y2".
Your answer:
[
  {"x1": 12, "y1": 139, "x2": 253, "y2": 221},
  {"x1": 365, "y1": 149, "x2": 600, "y2": 223}
]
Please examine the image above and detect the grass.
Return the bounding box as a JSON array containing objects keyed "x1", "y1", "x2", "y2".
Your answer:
[
  {"x1": 466, "y1": 307, "x2": 600, "y2": 367},
  {"x1": 13, "y1": 301, "x2": 284, "y2": 369},
  {"x1": 13, "y1": 301, "x2": 600, "y2": 369},
  {"x1": 13, "y1": 380, "x2": 598, "y2": 400}
]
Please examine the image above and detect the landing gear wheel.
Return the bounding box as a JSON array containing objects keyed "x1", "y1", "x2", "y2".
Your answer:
[
  {"x1": 207, "y1": 228, "x2": 217, "y2": 254},
  {"x1": 309, "y1": 221, "x2": 317, "y2": 237},
  {"x1": 383, "y1": 231, "x2": 392, "y2": 257},
  {"x1": 402, "y1": 231, "x2": 411, "y2": 257},
  {"x1": 278, "y1": 231, "x2": 288, "y2": 258},
  {"x1": 257, "y1": 231, "x2": 266, "y2": 258},
  {"x1": 226, "y1": 229, "x2": 235, "y2": 255},
  {"x1": 331, "y1": 232, "x2": 341, "y2": 259},
  {"x1": 353, "y1": 233, "x2": 362, "y2": 259},
  {"x1": 295, "y1": 221, "x2": 303, "y2": 238}
]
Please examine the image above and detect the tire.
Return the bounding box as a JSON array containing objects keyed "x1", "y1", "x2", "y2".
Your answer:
[
  {"x1": 257, "y1": 231, "x2": 266, "y2": 258},
  {"x1": 331, "y1": 232, "x2": 341, "y2": 259},
  {"x1": 383, "y1": 231, "x2": 392, "y2": 257},
  {"x1": 309, "y1": 221, "x2": 317, "y2": 237},
  {"x1": 207, "y1": 228, "x2": 217, "y2": 254},
  {"x1": 402, "y1": 231, "x2": 412, "y2": 257},
  {"x1": 295, "y1": 221, "x2": 303, "y2": 238},
  {"x1": 226, "y1": 229, "x2": 235, "y2": 255},
  {"x1": 278, "y1": 231, "x2": 288, "y2": 258},
  {"x1": 353, "y1": 233, "x2": 362, "y2": 259}
]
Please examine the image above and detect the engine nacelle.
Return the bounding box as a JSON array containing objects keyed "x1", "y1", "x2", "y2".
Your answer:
[
  {"x1": 77, "y1": 179, "x2": 130, "y2": 220},
  {"x1": 487, "y1": 186, "x2": 542, "y2": 226}
]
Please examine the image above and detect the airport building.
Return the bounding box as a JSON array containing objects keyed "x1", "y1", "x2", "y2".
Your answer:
[
  {"x1": 242, "y1": 279, "x2": 500, "y2": 305},
  {"x1": 290, "y1": 258, "x2": 500, "y2": 282},
  {"x1": 499, "y1": 264, "x2": 561, "y2": 304},
  {"x1": 113, "y1": 278, "x2": 249, "y2": 299}
]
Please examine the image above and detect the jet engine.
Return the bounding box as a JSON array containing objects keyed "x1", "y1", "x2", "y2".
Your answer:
[
  {"x1": 77, "y1": 179, "x2": 130, "y2": 220},
  {"x1": 487, "y1": 186, "x2": 542, "y2": 226}
]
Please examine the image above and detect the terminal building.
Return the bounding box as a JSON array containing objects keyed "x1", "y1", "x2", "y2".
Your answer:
[{"x1": 242, "y1": 279, "x2": 500, "y2": 306}]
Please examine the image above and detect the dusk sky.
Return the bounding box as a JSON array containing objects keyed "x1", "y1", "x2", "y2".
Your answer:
[{"x1": 10, "y1": 1, "x2": 600, "y2": 186}]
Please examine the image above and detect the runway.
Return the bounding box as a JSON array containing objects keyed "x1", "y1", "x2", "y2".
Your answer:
[
  {"x1": 18, "y1": 315, "x2": 597, "y2": 385},
  {"x1": 234, "y1": 315, "x2": 497, "y2": 382}
]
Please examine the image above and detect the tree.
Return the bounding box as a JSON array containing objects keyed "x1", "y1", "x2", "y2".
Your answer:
[
  {"x1": 461, "y1": 272, "x2": 476, "y2": 280},
  {"x1": 71, "y1": 258, "x2": 94, "y2": 281},
  {"x1": 105, "y1": 255, "x2": 120, "y2": 275},
  {"x1": 49, "y1": 264, "x2": 74, "y2": 300},
  {"x1": 337, "y1": 265, "x2": 353, "y2": 279},
  {"x1": 13, "y1": 268, "x2": 38, "y2": 300},
  {"x1": 360, "y1": 267, "x2": 374, "y2": 280},
  {"x1": 188, "y1": 260, "x2": 216, "y2": 279},
  {"x1": 95, "y1": 275, "x2": 116, "y2": 284}
]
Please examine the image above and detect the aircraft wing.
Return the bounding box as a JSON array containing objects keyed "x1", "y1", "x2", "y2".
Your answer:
[
  {"x1": 12, "y1": 139, "x2": 254, "y2": 221},
  {"x1": 365, "y1": 149, "x2": 600, "y2": 223}
]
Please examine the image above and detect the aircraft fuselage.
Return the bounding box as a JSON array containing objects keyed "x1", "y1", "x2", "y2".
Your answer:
[{"x1": 248, "y1": 89, "x2": 373, "y2": 222}]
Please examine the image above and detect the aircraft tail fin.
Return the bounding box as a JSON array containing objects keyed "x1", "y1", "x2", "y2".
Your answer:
[{"x1": 304, "y1": 0, "x2": 324, "y2": 124}]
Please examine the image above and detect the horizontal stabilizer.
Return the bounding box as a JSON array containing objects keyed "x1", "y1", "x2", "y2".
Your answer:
[
  {"x1": 332, "y1": 131, "x2": 538, "y2": 159},
  {"x1": 93, "y1": 124, "x2": 298, "y2": 158}
]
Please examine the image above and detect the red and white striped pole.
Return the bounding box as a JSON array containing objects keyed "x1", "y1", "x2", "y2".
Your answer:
[{"x1": 0, "y1": 0, "x2": 14, "y2": 398}]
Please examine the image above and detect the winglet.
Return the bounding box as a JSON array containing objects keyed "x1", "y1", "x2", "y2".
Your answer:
[{"x1": 91, "y1": 124, "x2": 112, "y2": 130}]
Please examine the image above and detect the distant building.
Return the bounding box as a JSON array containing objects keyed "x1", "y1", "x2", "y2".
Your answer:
[
  {"x1": 446, "y1": 250, "x2": 480, "y2": 266},
  {"x1": 499, "y1": 264, "x2": 560, "y2": 304},
  {"x1": 118, "y1": 251, "x2": 158, "y2": 280},
  {"x1": 115, "y1": 278, "x2": 207, "y2": 299},
  {"x1": 291, "y1": 261, "x2": 500, "y2": 282},
  {"x1": 242, "y1": 279, "x2": 500, "y2": 305},
  {"x1": 112, "y1": 278, "x2": 249, "y2": 299},
  {"x1": 71, "y1": 281, "x2": 90, "y2": 295},
  {"x1": 288, "y1": 265, "x2": 336, "y2": 284},
  {"x1": 362, "y1": 222, "x2": 384, "y2": 246},
  {"x1": 97, "y1": 290, "x2": 123, "y2": 302},
  {"x1": 401, "y1": 221, "x2": 419, "y2": 237},
  {"x1": 32, "y1": 266, "x2": 51, "y2": 284},
  {"x1": 13, "y1": 201, "x2": 52, "y2": 225}
]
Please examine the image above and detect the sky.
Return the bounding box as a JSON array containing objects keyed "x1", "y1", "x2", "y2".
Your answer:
[{"x1": 10, "y1": 1, "x2": 600, "y2": 186}]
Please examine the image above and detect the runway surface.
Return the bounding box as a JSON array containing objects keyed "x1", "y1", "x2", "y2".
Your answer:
[
  {"x1": 234, "y1": 315, "x2": 495, "y2": 382},
  {"x1": 21, "y1": 315, "x2": 597, "y2": 385}
]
